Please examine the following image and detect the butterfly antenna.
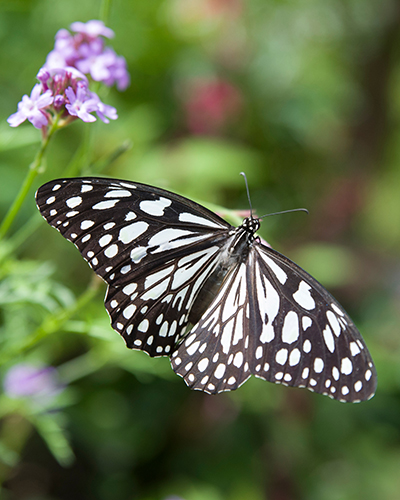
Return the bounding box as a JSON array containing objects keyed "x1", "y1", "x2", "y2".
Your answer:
[
  {"x1": 259, "y1": 208, "x2": 309, "y2": 219},
  {"x1": 240, "y1": 172, "x2": 254, "y2": 219}
]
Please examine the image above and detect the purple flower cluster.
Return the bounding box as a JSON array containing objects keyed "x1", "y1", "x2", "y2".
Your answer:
[{"x1": 7, "y1": 20, "x2": 129, "y2": 130}]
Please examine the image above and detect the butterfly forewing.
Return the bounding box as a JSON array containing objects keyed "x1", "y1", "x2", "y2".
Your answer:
[
  {"x1": 36, "y1": 178, "x2": 232, "y2": 356},
  {"x1": 36, "y1": 178, "x2": 230, "y2": 284},
  {"x1": 36, "y1": 177, "x2": 377, "y2": 402}
]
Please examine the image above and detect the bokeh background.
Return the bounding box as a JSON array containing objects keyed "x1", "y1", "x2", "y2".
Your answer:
[{"x1": 0, "y1": 0, "x2": 399, "y2": 499}]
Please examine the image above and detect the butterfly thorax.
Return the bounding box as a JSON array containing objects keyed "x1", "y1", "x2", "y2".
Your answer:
[{"x1": 188, "y1": 220, "x2": 255, "y2": 325}]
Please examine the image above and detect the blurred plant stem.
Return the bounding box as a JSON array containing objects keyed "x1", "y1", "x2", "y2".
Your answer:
[
  {"x1": 0, "y1": 118, "x2": 59, "y2": 241},
  {"x1": 0, "y1": 278, "x2": 101, "y2": 367},
  {"x1": 100, "y1": 0, "x2": 112, "y2": 25}
]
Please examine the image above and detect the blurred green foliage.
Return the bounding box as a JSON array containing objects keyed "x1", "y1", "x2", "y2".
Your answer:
[{"x1": 0, "y1": 0, "x2": 399, "y2": 499}]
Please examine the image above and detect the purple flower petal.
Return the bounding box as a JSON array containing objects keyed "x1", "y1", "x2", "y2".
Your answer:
[
  {"x1": 7, "y1": 85, "x2": 53, "y2": 129},
  {"x1": 65, "y1": 85, "x2": 97, "y2": 122},
  {"x1": 97, "y1": 102, "x2": 118, "y2": 123},
  {"x1": 70, "y1": 20, "x2": 114, "y2": 39},
  {"x1": 7, "y1": 110, "x2": 27, "y2": 127}
]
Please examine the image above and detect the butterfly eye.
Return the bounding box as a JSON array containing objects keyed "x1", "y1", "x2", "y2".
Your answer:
[{"x1": 36, "y1": 177, "x2": 377, "y2": 402}]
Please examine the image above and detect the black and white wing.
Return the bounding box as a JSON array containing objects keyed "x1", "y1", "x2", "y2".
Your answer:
[
  {"x1": 172, "y1": 242, "x2": 377, "y2": 402},
  {"x1": 36, "y1": 177, "x2": 232, "y2": 356}
]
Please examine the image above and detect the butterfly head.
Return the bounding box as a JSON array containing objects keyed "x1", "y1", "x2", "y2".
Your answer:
[{"x1": 241, "y1": 216, "x2": 261, "y2": 240}]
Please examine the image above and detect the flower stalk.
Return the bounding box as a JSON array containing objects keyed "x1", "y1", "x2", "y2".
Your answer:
[{"x1": 0, "y1": 117, "x2": 59, "y2": 240}]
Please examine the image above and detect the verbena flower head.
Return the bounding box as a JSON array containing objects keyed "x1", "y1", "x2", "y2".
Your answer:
[
  {"x1": 45, "y1": 20, "x2": 129, "y2": 90},
  {"x1": 8, "y1": 20, "x2": 126, "y2": 130},
  {"x1": 3, "y1": 363, "x2": 63, "y2": 403}
]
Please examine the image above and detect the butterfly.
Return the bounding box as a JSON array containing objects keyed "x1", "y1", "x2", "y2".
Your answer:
[{"x1": 36, "y1": 177, "x2": 377, "y2": 402}]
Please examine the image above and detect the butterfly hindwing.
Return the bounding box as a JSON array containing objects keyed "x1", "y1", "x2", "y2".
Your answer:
[
  {"x1": 172, "y1": 243, "x2": 377, "y2": 402},
  {"x1": 104, "y1": 245, "x2": 224, "y2": 356},
  {"x1": 171, "y1": 262, "x2": 253, "y2": 393}
]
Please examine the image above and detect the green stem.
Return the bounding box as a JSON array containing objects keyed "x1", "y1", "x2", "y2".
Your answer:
[
  {"x1": 100, "y1": 0, "x2": 112, "y2": 24},
  {"x1": 0, "y1": 120, "x2": 59, "y2": 240}
]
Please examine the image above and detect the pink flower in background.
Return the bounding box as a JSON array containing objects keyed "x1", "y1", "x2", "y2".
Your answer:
[
  {"x1": 172, "y1": 0, "x2": 242, "y2": 24},
  {"x1": 4, "y1": 364, "x2": 63, "y2": 403},
  {"x1": 181, "y1": 77, "x2": 242, "y2": 135}
]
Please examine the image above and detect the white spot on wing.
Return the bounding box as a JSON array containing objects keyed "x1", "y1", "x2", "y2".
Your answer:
[
  {"x1": 139, "y1": 197, "x2": 172, "y2": 216},
  {"x1": 281, "y1": 311, "x2": 299, "y2": 344},
  {"x1": 350, "y1": 342, "x2": 361, "y2": 356},
  {"x1": 172, "y1": 247, "x2": 219, "y2": 290},
  {"x1": 354, "y1": 380, "x2": 363, "y2": 392},
  {"x1": 122, "y1": 283, "x2": 137, "y2": 295},
  {"x1": 332, "y1": 366, "x2": 339, "y2": 380},
  {"x1": 314, "y1": 358, "x2": 324, "y2": 373},
  {"x1": 66, "y1": 196, "x2": 82, "y2": 208},
  {"x1": 302, "y1": 367, "x2": 309, "y2": 379},
  {"x1": 141, "y1": 279, "x2": 170, "y2": 301},
  {"x1": 275, "y1": 348, "x2": 288, "y2": 365},
  {"x1": 81, "y1": 220, "x2": 95, "y2": 230},
  {"x1": 99, "y1": 234, "x2": 112, "y2": 247},
  {"x1": 130, "y1": 246, "x2": 147, "y2": 263},
  {"x1": 327, "y1": 311, "x2": 341, "y2": 337},
  {"x1": 256, "y1": 260, "x2": 280, "y2": 343},
  {"x1": 331, "y1": 303, "x2": 344, "y2": 316},
  {"x1": 104, "y1": 244, "x2": 118, "y2": 258},
  {"x1": 145, "y1": 265, "x2": 174, "y2": 289},
  {"x1": 93, "y1": 200, "x2": 119, "y2": 210},
  {"x1": 138, "y1": 319, "x2": 149, "y2": 332},
  {"x1": 198, "y1": 358, "x2": 209, "y2": 372},
  {"x1": 258, "y1": 249, "x2": 288, "y2": 284},
  {"x1": 123, "y1": 304, "x2": 136, "y2": 319},
  {"x1": 323, "y1": 325, "x2": 335, "y2": 353},
  {"x1": 220, "y1": 317, "x2": 234, "y2": 354},
  {"x1": 119, "y1": 221, "x2": 148, "y2": 244},
  {"x1": 179, "y1": 212, "x2": 224, "y2": 229},
  {"x1": 292, "y1": 281, "x2": 315, "y2": 310},
  {"x1": 289, "y1": 348, "x2": 301, "y2": 366},
  {"x1": 214, "y1": 364, "x2": 226, "y2": 379},
  {"x1": 341, "y1": 357, "x2": 353, "y2": 375},
  {"x1": 187, "y1": 341, "x2": 200, "y2": 356},
  {"x1": 302, "y1": 316, "x2": 312, "y2": 330},
  {"x1": 233, "y1": 352, "x2": 244, "y2": 368},
  {"x1": 125, "y1": 211, "x2": 136, "y2": 221},
  {"x1": 148, "y1": 229, "x2": 206, "y2": 253},
  {"x1": 104, "y1": 190, "x2": 132, "y2": 198}
]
